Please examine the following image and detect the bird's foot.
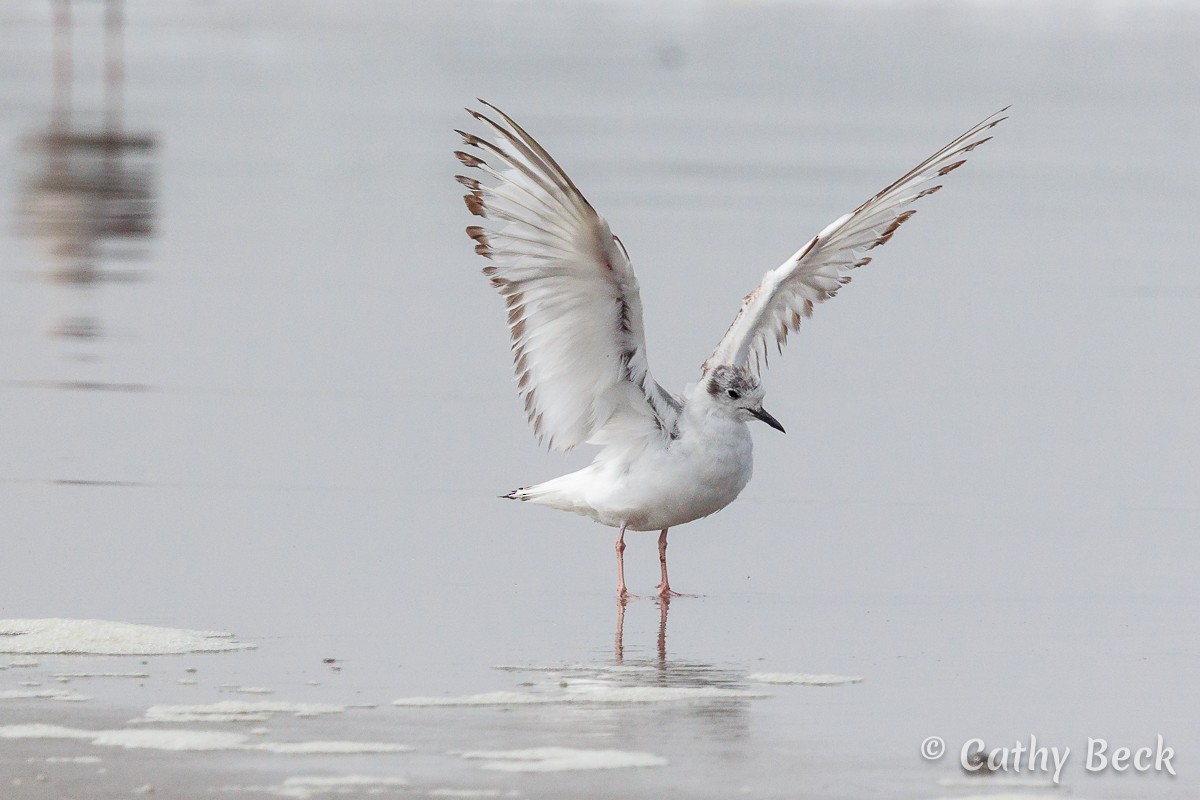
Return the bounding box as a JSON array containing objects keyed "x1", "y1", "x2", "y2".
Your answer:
[
  {"x1": 617, "y1": 588, "x2": 641, "y2": 601},
  {"x1": 654, "y1": 584, "x2": 694, "y2": 599}
]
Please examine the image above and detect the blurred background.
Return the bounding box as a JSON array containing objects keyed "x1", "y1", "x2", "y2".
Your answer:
[{"x1": 1, "y1": 1, "x2": 1197, "y2": 798}]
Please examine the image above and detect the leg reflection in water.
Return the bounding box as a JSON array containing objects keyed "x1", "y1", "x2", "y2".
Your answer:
[{"x1": 614, "y1": 594, "x2": 673, "y2": 665}]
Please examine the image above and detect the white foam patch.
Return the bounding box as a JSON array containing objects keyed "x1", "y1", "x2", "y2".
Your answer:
[
  {"x1": 42, "y1": 756, "x2": 103, "y2": 764},
  {"x1": 259, "y1": 741, "x2": 411, "y2": 754},
  {"x1": 0, "y1": 724, "x2": 245, "y2": 751},
  {"x1": 428, "y1": 790, "x2": 518, "y2": 798},
  {"x1": 236, "y1": 687, "x2": 275, "y2": 695},
  {"x1": 0, "y1": 619, "x2": 254, "y2": 655},
  {"x1": 0, "y1": 689, "x2": 92, "y2": 702},
  {"x1": 52, "y1": 672, "x2": 149, "y2": 679},
  {"x1": 1, "y1": 724, "x2": 95, "y2": 740},
  {"x1": 283, "y1": 776, "x2": 409, "y2": 789},
  {"x1": 492, "y1": 663, "x2": 658, "y2": 674},
  {"x1": 394, "y1": 685, "x2": 764, "y2": 707},
  {"x1": 0, "y1": 724, "x2": 409, "y2": 755},
  {"x1": 7, "y1": 659, "x2": 40, "y2": 668},
  {"x1": 154, "y1": 713, "x2": 265, "y2": 723},
  {"x1": 460, "y1": 746, "x2": 666, "y2": 772},
  {"x1": 220, "y1": 775, "x2": 410, "y2": 798},
  {"x1": 746, "y1": 672, "x2": 863, "y2": 686},
  {"x1": 395, "y1": 691, "x2": 555, "y2": 707},
  {"x1": 936, "y1": 777, "x2": 1060, "y2": 789},
  {"x1": 135, "y1": 701, "x2": 345, "y2": 724},
  {"x1": 93, "y1": 729, "x2": 253, "y2": 751},
  {"x1": 921, "y1": 794, "x2": 1061, "y2": 800}
]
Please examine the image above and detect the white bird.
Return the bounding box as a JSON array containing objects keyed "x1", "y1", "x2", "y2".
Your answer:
[{"x1": 456, "y1": 101, "x2": 1006, "y2": 599}]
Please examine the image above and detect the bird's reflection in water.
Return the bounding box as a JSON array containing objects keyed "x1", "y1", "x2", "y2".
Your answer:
[
  {"x1": 486, "y1": 599, "x2": 757, "y2": 757},
  {"x1": 614, "y1": 595, "x2": 671, "y2": 664},
  {"x1": 611, "y1": 596, "x2": 750, "y2": 693},
  {"x1": 499, "y1": 598, "x2": 754, "y2": 705},
  {"x1": 16, "y1": 0, "x2": 157, "y2": 364}
]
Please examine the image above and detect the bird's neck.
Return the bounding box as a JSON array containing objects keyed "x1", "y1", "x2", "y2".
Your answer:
[{"x1": 679, "y1": 396, "x2": 749, "y2": 443}]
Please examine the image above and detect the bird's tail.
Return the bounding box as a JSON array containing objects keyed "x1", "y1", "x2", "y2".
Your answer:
[
  {"x1": 501, "y1": 486, "x2": 533, "y2": 502},
  {"x1": 499, "y1": 471, "x2": 594, "y2": 517}
]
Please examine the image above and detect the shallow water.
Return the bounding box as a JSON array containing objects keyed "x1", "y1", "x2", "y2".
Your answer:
[{"x1": 2, "y1": 1, "x2": 1198, "y2": 797}]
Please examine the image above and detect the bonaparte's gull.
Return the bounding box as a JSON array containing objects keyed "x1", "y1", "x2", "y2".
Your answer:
[{"x1": 456, "y1": 101, "x2": 1005, "y2": 598}]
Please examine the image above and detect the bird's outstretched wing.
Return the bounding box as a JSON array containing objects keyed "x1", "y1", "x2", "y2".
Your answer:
[
  {"x1": 705, "y1": 108, "x2": 1008, "y2": 377},
  {"x1": 456, "y1": 101, "x2": 681, "y2": 451}
]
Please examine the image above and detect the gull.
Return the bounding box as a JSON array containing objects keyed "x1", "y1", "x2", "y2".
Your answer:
[{"x1": 455, "y1": 101, "x2": 1006, "y2": 599}]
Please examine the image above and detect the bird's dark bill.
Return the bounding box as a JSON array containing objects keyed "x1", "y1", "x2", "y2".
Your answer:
[{"x1": 749, "y1": 407, "x2": 785, "y2": 433}]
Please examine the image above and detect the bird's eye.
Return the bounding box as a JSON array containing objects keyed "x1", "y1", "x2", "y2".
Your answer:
[{"x1": 727, "y1": 389, "x2": 740, "y2": 400}]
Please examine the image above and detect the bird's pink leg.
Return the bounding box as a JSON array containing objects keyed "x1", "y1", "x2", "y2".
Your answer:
[
  {"x1": 655, "y1": 528, "x2": 686, "y2": 598},
  {"x1": 615, "y1": 524, "x2": 637, "y2": 599}
]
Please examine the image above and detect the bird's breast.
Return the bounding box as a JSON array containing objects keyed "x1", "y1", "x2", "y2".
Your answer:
[
  {"x1": 603, "y1": 415, "x2": 753, "y2": 531},
  {"x1": 678, "y1": 417, "x2": 754, "y2": 504}
]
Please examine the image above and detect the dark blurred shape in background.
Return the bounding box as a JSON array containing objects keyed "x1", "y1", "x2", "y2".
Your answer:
[{"x1": 15, "y1": 0, "x2": 157, "y2": 353}]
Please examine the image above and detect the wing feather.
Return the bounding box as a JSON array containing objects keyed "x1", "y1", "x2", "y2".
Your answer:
[
  {"x1": 705, "y1": 108, "x2": 1008, "y2": 376},
  {"x1": 458, "y1": 101, "x2": 680, "y2": 451}
]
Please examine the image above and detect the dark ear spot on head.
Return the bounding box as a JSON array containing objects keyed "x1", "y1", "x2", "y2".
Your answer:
[{"x1": 706, "y1": 377, "x2": 721, "y2": 396}]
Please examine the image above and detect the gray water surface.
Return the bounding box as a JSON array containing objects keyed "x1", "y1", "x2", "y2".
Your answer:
[{"x1": 2, "y1": 1, "x2": 1198, "y2": 797}]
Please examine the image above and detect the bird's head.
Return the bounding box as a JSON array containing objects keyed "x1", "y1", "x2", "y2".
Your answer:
[{"x1": 703, "y1": 364, "x2": 785, "y2": 433}]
